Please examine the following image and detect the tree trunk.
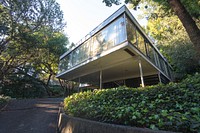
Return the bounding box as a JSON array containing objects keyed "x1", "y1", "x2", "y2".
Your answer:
[
  {"x1": 167, "y1": 0, "x2": 200, "y2": 53},
  {"x1": 46, "y1": 74, "x2": 52, "y2": 86}
]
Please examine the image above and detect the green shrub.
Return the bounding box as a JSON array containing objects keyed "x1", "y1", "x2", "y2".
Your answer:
[
  {"x1": 49, "y1": 85, "x2": 64, "y2": 97},
  {"x1": 1, "y1": 74, "x2": 46, "y2": 98},
  {"x1": 0, "y1": 95, "x2": 11, "y2": 109},
  {"x1": 64, "y1": 73, "x2": 200, "y2": 132}
]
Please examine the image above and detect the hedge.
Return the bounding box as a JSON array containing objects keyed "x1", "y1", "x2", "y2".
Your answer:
[{"x1": 64, "y1": 73, "x2": 200, "y2": 132}]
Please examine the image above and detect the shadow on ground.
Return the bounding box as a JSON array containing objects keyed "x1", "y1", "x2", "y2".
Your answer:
[{"x1": 0, "y1": 98, "x2": 63, "y2": 133}]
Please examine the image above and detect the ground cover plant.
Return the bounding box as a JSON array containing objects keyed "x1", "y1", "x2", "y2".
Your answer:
[
  {"x1": 0, "y1": 95, "x2": 11, "y2": 109},
  {"x1": 64, "y1": 73, "x2": 200, "y2": 132}
]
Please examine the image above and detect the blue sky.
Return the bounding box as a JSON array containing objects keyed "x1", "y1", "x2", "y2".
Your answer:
[{"x1": 56, "y1": 0, "x2": 147, "y2": 43}]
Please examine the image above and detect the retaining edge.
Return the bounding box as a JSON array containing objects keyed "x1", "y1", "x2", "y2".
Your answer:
[{"x1": 57, "y1": 108, "x2": 177, "y2": 133}]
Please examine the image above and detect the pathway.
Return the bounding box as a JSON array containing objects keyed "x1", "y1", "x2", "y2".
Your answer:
[{"x1": 0, "y1": 98, "x2": 63, "y2": 133}]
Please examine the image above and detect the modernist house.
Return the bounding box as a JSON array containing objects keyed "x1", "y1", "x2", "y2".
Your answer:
[{"x1": 56, "y1": 6, "x2": 173, "y2": 89}]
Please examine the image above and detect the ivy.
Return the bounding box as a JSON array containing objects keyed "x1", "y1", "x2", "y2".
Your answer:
[{"x1": 64, "y1": 73, "x2": 200, "y2": 132}]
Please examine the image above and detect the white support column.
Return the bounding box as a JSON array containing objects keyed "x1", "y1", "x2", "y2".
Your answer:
[
  {"x1": 138, "y1": 60, "x2": 145, "y2": 87},
  {"x1": 158, "y1": 72, "x2": 161, "y2": 83},
  {"x1": 78, "y1": 77, "x2": 81, "y2": 92},
  {"x1": 100, "y1": 70, "x2": 102, "y2": 89}
]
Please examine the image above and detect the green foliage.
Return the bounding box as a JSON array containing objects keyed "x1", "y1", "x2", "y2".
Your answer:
[
  {"x1": 179, "y1": 0, "x2": 200, "y2": 18},
  {"x1": 29, "y1": 31, "x2": 69, "y2": 84},
  {"x1": 0, "y1": 0, "x2": 65, "y2": 52},
  {"x1": 146, "y1": 15, "x2": 190, "y2": 45},
  {"x1": 1, "y1": 73, "x2": 46, "y2": 98},
  {"x1": 103, "y1": 0, "x2": 200, "y2": 19},
  {"x1": 0, "y1": 0, "x2": 69, "y2": 98},
  {"x1": 64, "y1": 74, "x2": 200, "y2": 132},
  {"x1": 49, "y1": 85, "x2": 64, "y2": 97},
  {"x1": 104, "y1": 0, "x2": 200, "y2": 55},
  {"x1": 102, "y1": 0, "x2": 121, "y2": 7},
  {"x1": 159, "y1": 42, "x2": 200, "y2": 79},
  {"x1": 0, "y1": 95, "x2": 11, "y2": 109},
  {"x1": 144, "y1": 1, "x2": 200, "y2": 79}
]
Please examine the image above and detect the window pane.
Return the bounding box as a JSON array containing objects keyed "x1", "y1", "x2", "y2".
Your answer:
[
  {"x1": 58, "y1": 15, "x2": 126, "y2": 73},
  {"x1": 115, "y1": 16, "x2": 126, "y2": 45},
  {"x1": 159, "y1": 55, "x2": 165, "y2": 73},
  {"x1": 92, "y1": 35, "x2": 101, "y2": 56},
  {"x1": 146, "y1": 41, "x2": 156, "y2": 64},
  {"x1": 58, "y1": 55, "x2": 69, "y2": 73},
  {"x1": 91, "y1": 15, "x2": 126, "y2": 56},
  {"x1": 104, "y1": 19, "x2": 118, "y2": 48},
  {"x1": 126, "y1": 17, "x2": 137, "y2": 46},
  {"x1": 154, "y1": 52, "x2": 160, "y2": 68},
  {"x1": 137, "y1": 31, "x2": 146, "y2": 56}
]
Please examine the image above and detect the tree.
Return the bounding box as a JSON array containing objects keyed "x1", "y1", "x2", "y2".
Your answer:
[
  {"x1": 159, "y1": 42, "x2": 199, "y2": 78},
  {"x1": 103, "y1": 0, "x2": 200, "y2": 53},
  {"x1": 143, "y1": 1, "x2": 200, "y2": 78},
  {"x1": 30, "y1": 31, "x2": 69, "y2": 87},
  {"x1": 167, "y1": 0, "x2": 200, "y2": 53},
  {"x1": 0, "y1": 0, "x2": 65, "y2": 79},
  {"x1": 0, "y1": 0, "x2": 69, "y2": 97},
  {"x1": 0, "y1": 0, "x2": 65, "y2": 53}
]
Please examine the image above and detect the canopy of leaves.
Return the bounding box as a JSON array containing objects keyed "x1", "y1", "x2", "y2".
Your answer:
[
  {"x1": 64, "y1": 73, "x2": 200, "y2": 132},
  {"x1": 0, "y1": 0, "x2": 69, "y2": 97},
  {"x1": 144, "y1": 2, "x2": 200, "y2": 78},
  {"x1": 103, "y1": 0, "x2": 200, "y2": 19},
  {"x1": 159, "y1": 42, "x2": 200, "y2": 79},
  {"x1": 1, "y1": 73, "x2": 47, "y2": 98},
  {"x1": 146, "y1": 15, "x2": 189, "y2": 44},
  {"x1": 0, "y1": 0, "x2": 65, "y2": 52}
]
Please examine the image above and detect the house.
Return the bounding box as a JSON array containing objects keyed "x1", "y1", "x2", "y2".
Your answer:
[{"x1": 56, "y1": 5, "x2": 173, "y2": 89}]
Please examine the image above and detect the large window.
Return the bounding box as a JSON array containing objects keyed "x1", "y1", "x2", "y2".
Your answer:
[
  {"x1": 58, "y1": 54, "x2": 71, "y2": 74},
  {"x1": 91, "y1": 16, "x2": 126, "y2": 56},
  {"x1": 137, "y1": 30, "x2": 146, "y2": 56},
  {"x1": 58, "y1": 15, "x2": 126, "y2": 74},
  {"x1": 126, "y1": 15, "x2": 172, "y2": 78},
  {"x1": 146, "y1": 41, "x2": 156, "y2": 64},
  {"x1": 58, "y1": 13, "x2": 172, "y2": 80},
  {"x1": 126, "y1": 18, "x2": 137, "y2": 46},
  {"x1": 126, "y1": 17, "x2": 146, "y2": 56}
]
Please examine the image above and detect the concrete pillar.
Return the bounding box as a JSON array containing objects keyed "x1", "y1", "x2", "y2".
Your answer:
[{"x1": 138, "y1": 60, "x2": 145, "y2": 87}]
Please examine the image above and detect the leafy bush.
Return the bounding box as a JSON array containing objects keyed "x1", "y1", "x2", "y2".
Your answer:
[
  {"x1": 64, "y1": 73, "x2": 200, "y2": 132},
  {"x1": 159, "y1": 42, "x2": 200, "y2": 80},
  {"x1": 0, "y1": 95, "x2": 11, "y2": 109},
  {"x1": 49, "y1": 85, "x2": 64, "y2": 97},
  {"x1": 1, "y1": 74, "x2": 46, "y2": 98}
]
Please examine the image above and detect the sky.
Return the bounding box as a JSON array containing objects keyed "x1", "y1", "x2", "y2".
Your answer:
[{"x1": 56, "y1": 0, "x2": 147, "y2": 44}]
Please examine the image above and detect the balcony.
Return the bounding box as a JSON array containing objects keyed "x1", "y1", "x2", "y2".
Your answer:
[{"x1": 57, "y1": 6, "x2": 173, "y2": 88}]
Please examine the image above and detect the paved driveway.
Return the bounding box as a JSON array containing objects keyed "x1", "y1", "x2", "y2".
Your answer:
[{"x1": 0, "y1": 98, "x2": 63, "y2": 133}]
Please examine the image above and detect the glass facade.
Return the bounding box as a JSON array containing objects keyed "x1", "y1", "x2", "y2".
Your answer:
[
  {"x1": 126, "y1": 16, "x2": 172, "y2": 79},
  {"x1": 58, "y1": 16, "x2": 126, "y2": 74},
  {"x1": 58, "y1": 12, "x2": 172, "y2": 80}
]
